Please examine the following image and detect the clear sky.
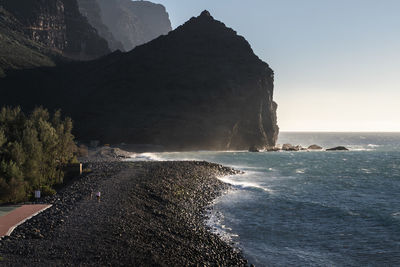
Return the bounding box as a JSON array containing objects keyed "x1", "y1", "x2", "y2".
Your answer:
[{"x1": 151, "y1": 0, "x2": 400, "y2": 132}]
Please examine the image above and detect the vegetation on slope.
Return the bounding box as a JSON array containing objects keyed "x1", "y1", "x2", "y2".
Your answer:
[{"x1": 0, "y1": 107, "x2": 77, "y2": 203}]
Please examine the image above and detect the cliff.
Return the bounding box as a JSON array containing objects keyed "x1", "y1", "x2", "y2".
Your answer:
[
  {"x1": 0, "y1": 0, "x2": 110, "y2": 60},
  {"x1": 0, "y1": 6, "x2": 56, "y2": 77},
  {"x1": 95, "y1": 0, "x2": 172, "y2": 51},
  {"x1": 76, "y1": 0, "x2": 124, "y2": 51},
  {"x1": 0, "y1": 11, "x2": 279, "y2": 150}
]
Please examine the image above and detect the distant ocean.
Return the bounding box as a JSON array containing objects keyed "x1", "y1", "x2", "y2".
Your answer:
[{"x1": 129, "y1": 132, "x2": 400, "y2": 266}]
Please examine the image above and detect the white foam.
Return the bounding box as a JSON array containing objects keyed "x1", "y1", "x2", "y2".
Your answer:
[
  {"x1": 205, "y1": 196, "x2": 237, "y2": 244},
  {"x1": 126, "y1": 152, "x2": 165, "y2": 161},
  {"x1": 392, "y1": 212, "x2": 400, "y2": 218},
  {"x1": 295, "y1": 169, "x2": 306, "y2": 174},
  {"x1": 360, "y1": 168, "x2": 374, "y2": 174},
  {"x1": 217, "y1": 175, "x2": 274, "y2": 193},
  {"x1": 367, "y1": 144, "x2": 380, "y2": 148},
  {"x1": 347, "y1": 145, "x2": 374, "y2": 151}
]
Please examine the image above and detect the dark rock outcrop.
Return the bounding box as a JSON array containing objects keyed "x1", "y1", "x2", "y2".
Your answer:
[
  {"x1": 248, "y1": 146, "x2": 260, "y2": 152},
  {"x1": 0, "y1": 0, "x2": 110, "y2": 60},
  {"x1": 94, "y1": 0, "x2": 172, "y2": 51},
  {"x1": 266, "y1": 146, "x2": 280, "y2": 152},
  {"x1": 282, "y1": 144, "x2": 297, "y2": 151},
  {"x1": 326, "y1": 146, "x2": 349, "y2": 151},
  {"x1": 308, "y1": 144, "x2": 323, "y2": 150},
  {"x1": 0, "y1": 11, "x2": 279, "y2": 151},
  {"x1": 282, "y1": 144, "x2": 306, "y2": 151}
]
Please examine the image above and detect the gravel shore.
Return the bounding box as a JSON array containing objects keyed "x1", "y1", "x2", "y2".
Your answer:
[{"x1": 0, "y1": 161, "x2": 249, "y2": 266}]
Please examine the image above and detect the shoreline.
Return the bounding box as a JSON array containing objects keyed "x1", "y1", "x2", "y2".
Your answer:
[{"x1": 0, "y1": 161, "x2": 249, "y2": 266}]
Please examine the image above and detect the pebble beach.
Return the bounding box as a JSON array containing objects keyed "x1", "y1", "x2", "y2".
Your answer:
[{"x1": 0, "y1": 160, "x2": 249, "y2": 266}]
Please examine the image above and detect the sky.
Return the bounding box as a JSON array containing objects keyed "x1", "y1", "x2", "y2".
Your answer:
[{"x1": 151, "y1": 0, "x2": 400, "y2": 132}]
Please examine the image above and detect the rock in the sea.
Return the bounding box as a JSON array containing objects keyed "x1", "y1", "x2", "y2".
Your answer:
[
  {"x1": 282, "y1": 144, "x2": 306, "y2": 151},
  {"x1": 248, "y1": 146, "x2": 260, "y2": 152},
  {"x1": 282, "y1": 144, "x2": 297, "y2": 151},
  {"x1": 282, "y1": 144, "x2": 294, "y2": 151},
  {"x1": 266, "y1": 146, "x2": 280, "y2": 152},
  {"x1": 326, "y1": 146, "x2": 349, "y2": 151},
  {"x1": 308, "y1": 144, "x2": 323, "y2": 150}
]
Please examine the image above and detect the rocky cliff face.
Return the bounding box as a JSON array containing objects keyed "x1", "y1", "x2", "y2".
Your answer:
[
  {"x1": 76, "y1": 0, "x2": 124, "y2": 51},
  {"x1": 0, "y1": 6, "x2": 56, "y2": 77},
  {"x1": 0, "y1": 11, "x2": 279, "y2": 150},
  {"x1": 0, "y1": 0, "x2": 110, "y2": 60},
  {"x1": 94, "y1": 0, "x2": 172, "y2": 51}
]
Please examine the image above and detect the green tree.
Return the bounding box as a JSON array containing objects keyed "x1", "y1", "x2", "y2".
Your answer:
[{"x1": 0, "y1": 106, "x2": 77, "y2": 203}]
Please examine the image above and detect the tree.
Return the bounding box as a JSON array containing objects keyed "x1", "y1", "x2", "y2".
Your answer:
[{"x1": 0, "y1": 106, "x2": 77, "y2": 203}]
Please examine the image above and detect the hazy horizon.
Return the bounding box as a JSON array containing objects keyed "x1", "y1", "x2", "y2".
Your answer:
[{"x1": 150, "y1": 0, "x2": 400, "y2": 132}]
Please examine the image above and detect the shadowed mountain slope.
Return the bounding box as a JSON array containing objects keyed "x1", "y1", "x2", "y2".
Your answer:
[
  {"x1": 0, "y1": 7, "x2": 57, "y2": 77},
  {"x1": 0, "y1": 11, "x2": 279, "y2": 150},
  {"x1": 90, "y1": 0, "x2": 172, "y2": 51},
  {"x1": 77, "y1": 0, "x2": 124, "y2": 51},
  {"x1": 0, "y1": 0, "x2": 110, "y2": 64}
]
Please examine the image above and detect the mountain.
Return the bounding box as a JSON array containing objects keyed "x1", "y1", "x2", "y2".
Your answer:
[
  {"x1": 0, "y1": 0, "x2": 110, "y2": 60},
  {"x1": 0, "y1": 11, "x2": 279, "y2": 151},
  {"x1": 0, "y1": 6, "x2": 57, "y2": 77},
  {"x1": 76, "y1": 0, "x2": 124, "y2": 51},
  {"x1": 0, "y1": 0, "x2": 172, "y2": 76},
  {"x1": 94, "y1": 0, "x2": 172, "y2": 51}
]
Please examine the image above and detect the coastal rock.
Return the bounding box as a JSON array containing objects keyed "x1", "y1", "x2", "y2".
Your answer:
[
  {"x1": 282, "y1": 144, "x2": 296, "y2": 151},
  {"x1": 266, "y1": 146, "x2": 280, "y2": 152},
  {"x1": 326, "y1": 146, "x2": 349, "y2": 151},
  {"x1": 308, "y1": 144, "x2": 323, "y2": 150},
  {"x1": 248, "y1": 145, "x2": 260, "y2": 152},
  {"x1": 0, "y1": 11, "x2": 279, "y2": 151},
  {"x1": 282, "y1": 144, "x2": 306, "y2": 151},
  {"x1": 282, "y1": 144, "x2": 293, "y2": 151},
  {"x1": 296, "y1": 145, "x2": 307, "y2": 151}
]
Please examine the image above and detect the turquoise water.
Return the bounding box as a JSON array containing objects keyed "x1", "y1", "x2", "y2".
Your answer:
[{"x1": 130, "y1": 133, "x2": 400, "y2": 266}]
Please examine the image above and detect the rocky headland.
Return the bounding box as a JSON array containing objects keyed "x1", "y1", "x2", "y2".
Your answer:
[{"x1": 0, "y1": 10, "x2": 279, "y2": 151}]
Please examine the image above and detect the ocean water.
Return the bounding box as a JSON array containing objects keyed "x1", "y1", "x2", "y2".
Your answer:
[{"x1": 129, "y1": 132, "x2": 400, "y2": 266}]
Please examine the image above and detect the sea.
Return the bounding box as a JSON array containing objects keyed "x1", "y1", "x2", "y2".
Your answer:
[{"x1": 128, "y1": 132, "x2": 400, "y2": 266}]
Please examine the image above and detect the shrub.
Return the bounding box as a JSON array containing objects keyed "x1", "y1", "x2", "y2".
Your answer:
[
  {"x1": 40, "y1": 185, "x2": 56, "y2": 197},
  {"x1": 0, "y1": 107, "x2": 77, "y2": 203}
]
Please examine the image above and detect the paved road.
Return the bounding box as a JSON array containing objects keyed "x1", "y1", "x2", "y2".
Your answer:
[{"x1": 0, "y1": 205, "x2": 51, "y2": 237}]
